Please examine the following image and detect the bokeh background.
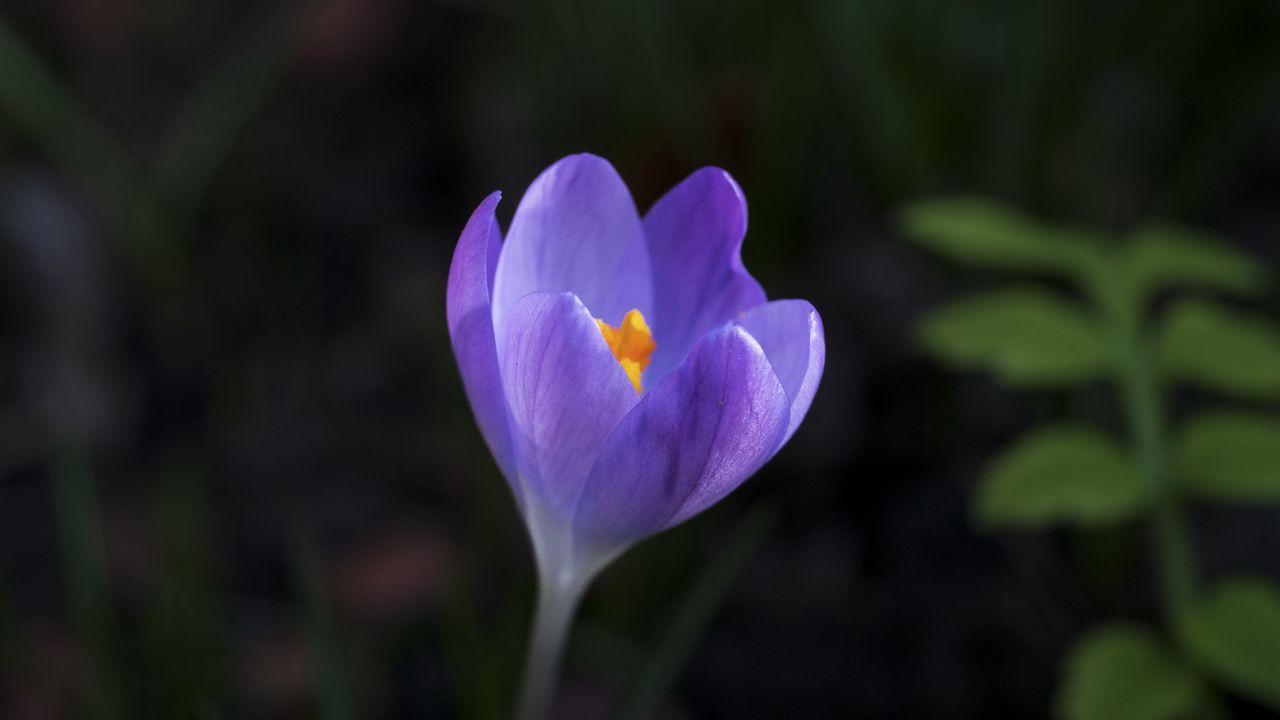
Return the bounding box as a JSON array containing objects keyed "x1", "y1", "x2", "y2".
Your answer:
[{"x1": 1, "y1": 0, "x2": 1278, "y2": 717}]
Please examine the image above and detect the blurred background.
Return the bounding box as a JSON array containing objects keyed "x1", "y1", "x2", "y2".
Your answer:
[{"x1": 1, "y1": 0, "x2": 1278, "y2": 717}]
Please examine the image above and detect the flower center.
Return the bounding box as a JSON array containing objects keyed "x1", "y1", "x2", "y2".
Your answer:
[{"x1": 596, "y1": 309, "x2": 656, "y2": 395}]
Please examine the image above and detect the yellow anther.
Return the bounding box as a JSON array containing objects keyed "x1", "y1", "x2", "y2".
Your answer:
[{"x1": 596, "y1": 309, "x2": 656, "y2": 394}]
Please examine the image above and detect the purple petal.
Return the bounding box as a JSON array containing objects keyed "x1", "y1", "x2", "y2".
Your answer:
[
  {"x1": 492, "y1": 154, "x2": 652, "y2": 332},
  {"x1": 446, "y1": 192, "x2": 516, "y2": 482},
  {"x1": 499, "y1": 291, "x2": 640, "y2": 514},
  {"x1": 643, "y1": 167, "x2": 767, "y2": 383},
  {"x1": 740, "y1": 300, "x2": 825, "y2": 443},
  {"x1": 573, "y1": 324, "x2": 789, "y2": 544}
]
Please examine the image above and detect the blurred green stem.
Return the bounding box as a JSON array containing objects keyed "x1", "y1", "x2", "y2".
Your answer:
[
  {"x1": 614, "y1": 501, "x2": 777, "y2": 720},
  {"x1": 515, "y1": 577, "x2": 586, "y2": 720},
  {"x1": 294, "y1": 535, "x2": 355, "y2": 720},
  {"x1": 810, "y1": 0, "x2": 930, "y2": 195},
  {"x1": 1121, "y1": 348, "x2": 1195, "y2": 617},
  {"x1": 1092, "y1": 276, "x2": 1195, "y2": 617},
  {"x1": 50, "y1": 438, "x2": 125, "y2": 720}
]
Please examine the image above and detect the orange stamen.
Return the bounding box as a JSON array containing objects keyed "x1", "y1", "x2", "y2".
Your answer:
[{"x1": 596, "y1": 309, "x2": 656, "y2": 394}]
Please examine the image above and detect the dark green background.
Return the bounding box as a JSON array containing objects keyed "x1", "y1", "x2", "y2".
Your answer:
[{"x1": 0, "y1": 0, "x2": 1277, "y2": 717}]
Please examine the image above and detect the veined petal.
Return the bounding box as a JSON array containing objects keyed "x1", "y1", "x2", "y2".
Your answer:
[
  {"x1": 492, "y1": 154, "x2": 653, "y2": 333},
  {"x1": 643, "y1": 167, "x2": 767, "y2": 383},
  {"x1": 573, "y1": 324, "x2": 789, "y2": 545},
  {"x1": 740, "y1": 300, "x2": 825, "y2": 443},
  {"x1": 446, "y1": 192, "x2": 516, "y2": 482},
  {"x1": 499, "y1": 291, "x2": 640, "y2": 513}
]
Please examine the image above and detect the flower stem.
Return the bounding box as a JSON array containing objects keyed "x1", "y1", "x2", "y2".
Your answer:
[{"x1": 515, "y1": 577, "x2": 585, "y2": 720}]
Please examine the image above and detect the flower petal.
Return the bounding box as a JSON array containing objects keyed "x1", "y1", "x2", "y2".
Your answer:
[
  {"x1": 740, "y1": 300, "x2": 825, "y2": 443},
  {"x1": 446, "y1": 192, "x2": 516, "y2": 482},
  {"x1": 499, "y1": 291, "x2": 640, "y2": 514},
  {"x1": 573, "y1": 324, "x2": 789, "y2": 545},
  {"x1": 492, "y1": 154, "x2": 652, "y2": 333},
  {"x1": 643, "y1": 167, "x2": 767, "y2": 383}
]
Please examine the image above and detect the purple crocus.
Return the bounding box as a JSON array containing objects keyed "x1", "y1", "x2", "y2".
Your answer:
[{"x1": 446, "y1": 154, "x2": 823, "y2": 718}]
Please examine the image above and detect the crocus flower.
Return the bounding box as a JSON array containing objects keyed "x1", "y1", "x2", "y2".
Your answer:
[{"x1": 446, "y1": 154, "x2": 823, "y2": 718}]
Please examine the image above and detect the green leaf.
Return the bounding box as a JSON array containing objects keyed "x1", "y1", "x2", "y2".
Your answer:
[
  {"x1": 1156, "y1": 299, "x2": 1280, "y2": 398},
  {"x1": 975, "y1": 425, "x2": 1148, "y2": 529},
  {"x1": 1122, "y1": 223, "x2": 1265, "y2": 299},
  {"x1": 1174, "y1": 411, "x2": 1280, "y2": 503},
  {"x1": 1177, "y1": 577, "x2": 1280, "y2": 710},
  {"x1": 899, "y1": 197, "x2": 1099, "y2": 273},
  {"x1": 152, "y1": 7, "x2": 291, "y2": 218},
  {"x1": 0, "y1": 16, "x2": 140, "y2": 207},
  {"x1": 1056, "y1": 623, "x2": 1207, "y2": 720},
  {"x1": 919, "y1": 288, "x2": 1109, "y2": 387}
]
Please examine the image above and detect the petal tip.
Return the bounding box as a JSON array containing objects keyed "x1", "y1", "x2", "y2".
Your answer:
[
  {"x1": 547, "y1": 152, "x2": 621, "y2": 179},
  {"x1": 468, "y1": 189, "x2": 503, "y2": 220},
  {"x1": 682, "y1": 166, "x2": 748, "y2": 233}
]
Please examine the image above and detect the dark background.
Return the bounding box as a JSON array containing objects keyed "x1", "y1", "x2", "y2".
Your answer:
[{"x1": 1, "y1": 0, "x2": 1278, "y2": 717}]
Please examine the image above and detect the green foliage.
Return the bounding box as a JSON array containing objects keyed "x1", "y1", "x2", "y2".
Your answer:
[
  {"x1": 909, "y1": 195, "x2": 1280, "y2": 714},
  {"x1": 1173, "y1": 412, "x2": 1280, "y2": 503},
  {"x1": 1176, "y1": 578, "x2": 1280, "y2": 711},
  {"x1": 1121, "y1": 223, "x2": 1265, "y2": 301},
  {"x1": 975, "y1": 425, "x2": 1148, "y2": 529},
  {"x1": 1056, "y1": 623, "x2": 1207, "y2": 720},
  {"x1": 1155, "y1": 299, "x2": 1280, "y2": 398},
  {"x1": 898, "y1": 197, "x2": 1099, "y2": 274},
  {"x1": 918, "y1": 288, "x2": 1109, "y2": 387}
]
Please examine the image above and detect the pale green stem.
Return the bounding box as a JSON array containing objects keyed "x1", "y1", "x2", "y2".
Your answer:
[
  {"x1": 515, "y1": 576, "x2": 587, "y2": 720},
  {"x1": 513, "y1": 497, "x2": 615, "y2": 720}
]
